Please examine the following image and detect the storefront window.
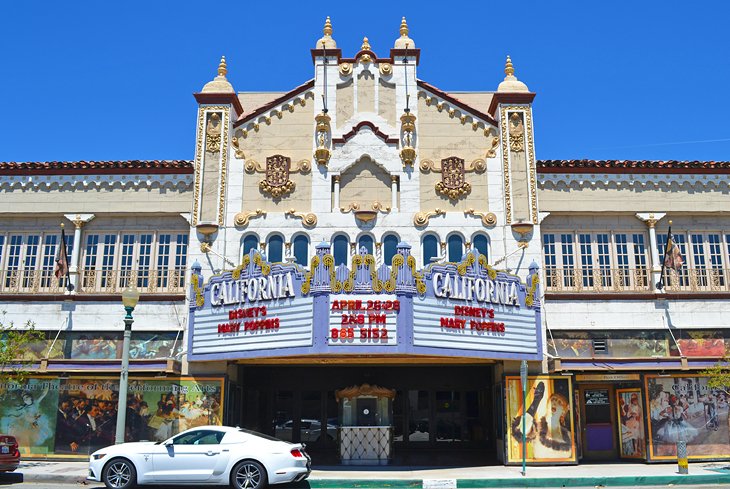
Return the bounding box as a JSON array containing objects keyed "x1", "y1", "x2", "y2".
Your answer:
[
  {"x1": 273, "y1": 391, "x2": 295, "y2": 442},
  {"x1": 407, "y1": 390, "x2": 430, "y2": 442},
  {"x1": 435, "y1": 391, "x2": 462, "y2": 442}
]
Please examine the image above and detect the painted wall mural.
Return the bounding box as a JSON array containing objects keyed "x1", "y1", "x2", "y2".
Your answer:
[
  {"x1": 505, "y1": 375, "x2": 576, "y2": 464},
  {"x1": 0, "y1": 376, "x2": 224, "y2": 458},
  {"x1": 646, "y1": 374, "x2": 730, "y2": 461}
]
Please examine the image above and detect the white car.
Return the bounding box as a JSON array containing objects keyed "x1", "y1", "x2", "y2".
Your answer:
[{"x1": 88, "y1": 425, "x2": 311, "y2": 489}]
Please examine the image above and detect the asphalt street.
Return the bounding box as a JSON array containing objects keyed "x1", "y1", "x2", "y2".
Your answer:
[{"x1": 6, "y1": 484, "x2": 730, "y2": 489}]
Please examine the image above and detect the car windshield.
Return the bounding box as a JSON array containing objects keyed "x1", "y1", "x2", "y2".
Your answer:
[{"x1": 238, "y1": 428, "x2": 284, "y2": 442}]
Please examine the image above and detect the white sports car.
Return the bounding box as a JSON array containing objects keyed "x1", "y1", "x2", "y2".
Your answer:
[{"x1": 88, "y1": 425, "x2": 311, "y2": 489}]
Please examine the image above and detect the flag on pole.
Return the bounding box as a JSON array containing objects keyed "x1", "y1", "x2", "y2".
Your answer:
[
  {"x1": 663, "y1": 232, "x2": 684, "y2": 271},
  {"x1": 54, "y1": 227, "x2": 70, "y2": 281}
]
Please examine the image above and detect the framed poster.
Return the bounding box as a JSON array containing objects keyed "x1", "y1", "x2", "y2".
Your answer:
[
  {"x1": 505, "y1": 375, "x2": 576, "y2": 464},
  {"x1": 616, "y1": 388, "x2": 645, "y2": 459},
  {"x1": 645, "y1": 374, "x2": 730, "y2": 461}
]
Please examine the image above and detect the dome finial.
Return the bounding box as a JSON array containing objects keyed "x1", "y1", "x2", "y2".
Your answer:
[
  {"x1": 361, "y1": 37, "x2": 371, "y2": 51},
  {"x1": 505, "y1": 55, "x2": 514, "y2": 77},
  {"x1": 323, "y1": 16, "x2": 333, "y2": 36},
  {"x1": 497, "y1": 54, "x2": 529, "y2": 93},
  {"x1": 201, "y1": 55, "x2": 234, "y2": 93},
  {"x1": 400, "y1": 17, "x2": 409, "y2": 37},
  {"x1": 316, "y1": 16, "x2": 337, "y2": 49},
  {"x1": 394, "y1": 16, "x2": 416, "y2": 49}
]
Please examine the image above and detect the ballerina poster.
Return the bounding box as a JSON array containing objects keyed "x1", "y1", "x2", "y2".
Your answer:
[
  {"x1": 646, "y1": 374, "x2": 730, "y2": 461},
  {"x1": 505, "y1": 375, "x2": 576, "y2": 464}
]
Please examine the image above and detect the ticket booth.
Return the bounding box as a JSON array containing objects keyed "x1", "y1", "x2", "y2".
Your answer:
[{"x1": 336, "y1": 384, "x2": 395, "y2": 465}]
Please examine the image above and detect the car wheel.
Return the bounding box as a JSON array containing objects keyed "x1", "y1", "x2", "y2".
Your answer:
[
  {"x1": 102, "y1": 458, "x2": 136, "y2": 489},
  {"x1": 231, "y1": 459, "x2": 267, "y2": 489}
]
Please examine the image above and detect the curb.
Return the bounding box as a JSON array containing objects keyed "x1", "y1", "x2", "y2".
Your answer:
[{"x1": 17, "y1": 472, "x2": 730, "y2": 488}]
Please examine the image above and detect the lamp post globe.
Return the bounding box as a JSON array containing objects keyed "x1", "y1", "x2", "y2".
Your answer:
[{"x1": 115, "y1": 282, "x2": 139, "y2": 444}]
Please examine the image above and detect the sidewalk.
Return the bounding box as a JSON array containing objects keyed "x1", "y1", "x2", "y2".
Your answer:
[{"x1": 8, "y1": 460, "x2": 730, "y2": 487}]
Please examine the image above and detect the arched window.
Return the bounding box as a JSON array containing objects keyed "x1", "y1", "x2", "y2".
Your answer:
[
  {"x1": 242, "y1": 234, "x2": 259, "y2": 257},
  {"x1": 448, "y1": 234, "x2": 464, "y2": 262},
  {"x1": 383, "y1": 234, "x2": 399, "y2": 265},
  {"x1": 473, "y1": 234, "x2": 489, "y2": 261},
  {"x1": 422, "y1": 234, "x2": 439, "y2": 266},
  {"x1": 333, "y1": 235, "x2": 349, "y2": 266},
  {"x1": 267, "y1": 235, "x2": 283, "y2": 263},
  {"x1": 293, "y1": 235, "x2": 309, "y2": 266},
  {"x1": 358, "y1": 235, "x2": 374, "y2": 255}
]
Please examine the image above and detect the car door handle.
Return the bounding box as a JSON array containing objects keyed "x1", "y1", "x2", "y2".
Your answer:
[
  {"x1": 222, "y1": 449, "x2": 229, "y2": 452},
  {"x1": 206, "y1": 451, "x2": 218, "y2": 456}
]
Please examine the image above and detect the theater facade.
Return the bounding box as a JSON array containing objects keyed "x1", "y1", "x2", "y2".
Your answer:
[{"x1": 1, "y1": 17, "x2": 729, "y2": 467}]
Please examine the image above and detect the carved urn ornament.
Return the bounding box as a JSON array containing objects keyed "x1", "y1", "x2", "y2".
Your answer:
[
  {"x1": 399, "y1": 111, "x2": 416, "y2": 167},
  {"x1": 314, "y1": 110, "x2": 331, "y2": 166}
]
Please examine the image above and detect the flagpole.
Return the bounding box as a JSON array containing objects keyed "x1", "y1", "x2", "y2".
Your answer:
[{"x1": 656, "y1": 221, "x2": 672, "y2": 290}]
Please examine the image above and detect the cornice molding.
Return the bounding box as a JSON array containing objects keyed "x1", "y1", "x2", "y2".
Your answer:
[
  {"x1": 0, "y1": 173, "x2": 193, "y2": 192},
  {"x1": 538, "y1": 159, "x2": 730, "y2": 174},
  {"x1": 539, "y1": 173, "x2": 730, "y2": 192}
]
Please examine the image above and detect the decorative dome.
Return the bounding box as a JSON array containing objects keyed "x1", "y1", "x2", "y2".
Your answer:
[
  {"x1": 394, "y1": 17, "x2": 415, "y2": 49},
  {"x1": 497, "y1": 55, "x2": 529, "y2": 93},
  {"x1": 201, "y1": 56, "x2": 234, "y2": 93},
  {"x1": 316, "y1": 16, "x2": 337, "y2": 49}
]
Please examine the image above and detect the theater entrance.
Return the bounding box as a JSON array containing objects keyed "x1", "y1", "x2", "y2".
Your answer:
[{"x1": 234, "y1": 365, "x2": 496, "y2": 466}]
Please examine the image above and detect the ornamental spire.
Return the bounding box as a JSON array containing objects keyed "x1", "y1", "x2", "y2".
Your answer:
[
  {"x1": 497, "y1": 54, "x2": 528, "y2": 93},
  {"x1": 361, "y1": 37, "x2": 371, "y2": 51},
  {"x1": 504, "y1": 55, "x2": 514, "y2": 77},
  {"x1": 394, "y1": 16, "x2": 416, "y2": 49},
  {"x1": 217, "y1": 56, "x2": 227, "y2": 77},
  {"x1": 317, "y1": 16, "x2": 337, "y2": 49}
]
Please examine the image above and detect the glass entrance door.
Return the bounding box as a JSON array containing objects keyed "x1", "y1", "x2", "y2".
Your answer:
[{"x1": 580, "y1": 385, "x2": 618, "y2": 460}]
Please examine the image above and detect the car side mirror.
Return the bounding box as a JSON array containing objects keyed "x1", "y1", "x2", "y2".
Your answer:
[{"x1": 163, "y1": 440, "x2": 173, "y2": 447}]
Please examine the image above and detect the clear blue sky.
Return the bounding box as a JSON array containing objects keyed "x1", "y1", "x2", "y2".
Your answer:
[{"x1": 2, "y1": 1, "x2": 728, "y2": 162}]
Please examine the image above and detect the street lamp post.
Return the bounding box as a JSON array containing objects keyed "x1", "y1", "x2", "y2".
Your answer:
[{"x1": 115, "y1": 283, "x2": 140, "y2": 444}]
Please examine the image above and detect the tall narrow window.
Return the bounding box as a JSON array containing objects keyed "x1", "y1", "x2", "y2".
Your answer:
[
  {"x1": 447, "y1": 235, "x2": 463, "y2": 263},
  {"x1": 21, "y1": 235, "x2": 40, "y2": 288},
  {"x1": 658, "y1": 233, "x2": 688, "y2": 286},
  {"x1": 101, "y1": 234, "x2": 117, "y2": 288},
  {"x1": 268, "y1": 235, "x2": 284, "y2": 263},
  {"x1": 596, "y1": 233, "x2": 611, "y2": 287},
  {"x1": 383, "y1": 234, "x2": 399, "y2": 266},
  {"x1": 137, "y1": 234, "x2": 153, "y2": 288},
  {"x1": 543, "y1": 234, "x2": 557, "y2": 287},
  {"x1": 333, "y1": 235, "x2": 349, "y2": 266},
  {"x1": 691, "y1": 234, "x2": 708, "y2": 286},
  {"x1": 473, "y1": 234, "x2": 488, "y2": 261},
  {"x1": 578, "y1": 233, "x2": 593, "y2": 287},
  {"x1": 157, "y1": 234, "x2": 172, "y2": 288},
  {"x1": 422, "y1": 235, "x2": 438, "y2": 266},
  {"x1": 242, "y1": 235, "x2": 259, "y2": 257},
  {"x1": 560, "y1": 233, "x2": 575, "y2": 287},
  {"x1": 174, "y1": 234, "x2": 188, "y2": 288},
  {"x1": 82, "y1": 234, "x2": 100, "y2": 289},
  {"x1": 358, "y1": 235, "x2": 374, "y2": 255},
  {"x1": 293, "y1": 235, "x2": 309, "y2": 266},
  {"x1": 708, "y1": 234, "x2": 724, "y2": 286},
  {"x1": 40, "y1": 235, "x2": 58, "y2": 287}
]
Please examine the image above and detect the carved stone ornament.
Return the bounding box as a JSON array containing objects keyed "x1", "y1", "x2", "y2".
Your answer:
[
  {"x1": 205, "y1": 113, "x2": 222, "y2": 153},
  {"x1": 234, "y1": 209, "x2": 266, "y2": 227},
  {"x1": 379, "y1": 63, "x2": 392, "y2": 76},
  {"x1": 339, "y1": 62, "x2": 352, "y2": 76},
  {"x1": 436, "y1": 157, "x2": 471, "y2": 200},
  {"x1": 314, "y1": 111, "x2": 331, "y2": 167},
  {"x1": 400, "y1": 111, "x2": 417, "y2": 167},
  {"x1": 464, "y1": 208, "x2": 497, "y2": 227},
  {"x1": 413, "y1": 208, "x2": 446, "y2": 227},
  {"x1": 286, "y1": 209, "x2": 317, "y2": 228},
  {"x1": 260, "y1": 155, "x2": 296, "y2": 198},
  {"x1": 485, "y1": 128, "x2": 499, "y2": 158},
  {"x1": 232, "y1": 129, "x2": 245, "y2": 159},
  {"x1": 508, "y1": 112, "x2": 525, "y2": 153}
]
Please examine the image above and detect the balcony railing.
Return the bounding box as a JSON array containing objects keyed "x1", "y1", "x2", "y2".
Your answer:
[
  {"x1": 0, "y1": 268, "x2": 186, "y2": 294},
  {"x1": 545, "y1": 267, "x2": 730, "y2": 293}
]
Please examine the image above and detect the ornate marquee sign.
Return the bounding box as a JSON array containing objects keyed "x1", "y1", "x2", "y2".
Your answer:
[{"x1": 188, "y1": 244, "x2": 541, "y2": 361}]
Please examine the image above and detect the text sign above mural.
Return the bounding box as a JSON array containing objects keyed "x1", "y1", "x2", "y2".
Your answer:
[{"x1": 328, "y1": 294, "x2": 399, "y2": 346}]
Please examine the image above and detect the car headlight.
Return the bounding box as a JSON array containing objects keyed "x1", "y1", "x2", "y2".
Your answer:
[{"x1": 92, "y1": 453, "x2": 106, "y2": 460}]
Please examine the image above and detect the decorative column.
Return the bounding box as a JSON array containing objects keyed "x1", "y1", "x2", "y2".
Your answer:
[
  {"x1": 390, "y1": 175, "x2": 398, "y2": 211},
  {"x1": 636, "y1": 212, "x2": 666, "y2": 290},
  {"x1": 333, "y1": 175, "x2": 341, "y2": 210},
  {"x1": 64, "y1": 213, "x2": 95, "y2": 293}
]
